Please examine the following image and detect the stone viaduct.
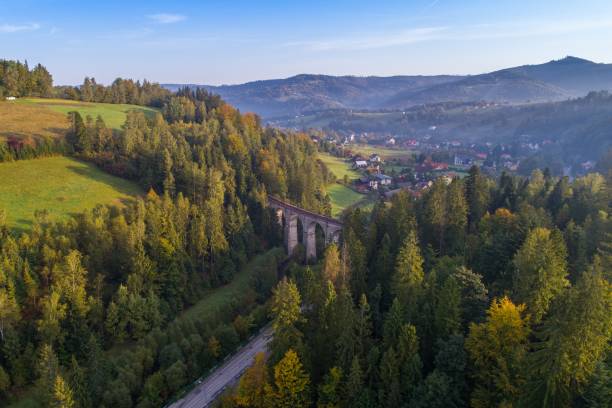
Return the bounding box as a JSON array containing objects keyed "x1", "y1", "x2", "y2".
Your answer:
[{"x1": 267, "y1": 196, "x2": 343, "y2": 259}]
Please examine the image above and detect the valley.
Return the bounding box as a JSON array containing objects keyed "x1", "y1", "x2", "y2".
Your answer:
[{"x1": 0, "y1": 7, "x2": 610, "y2": 406}]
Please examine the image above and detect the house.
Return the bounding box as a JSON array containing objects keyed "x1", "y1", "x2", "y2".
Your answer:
[
  {"x1": 454, "y1": 155, "x2": 473, "y2": 166},
  {"x1": 353, "y1": 160, "x2": 368, "y2": 168},
  {"x1": 5, "y1": 96, "x2": 16, "y2": 101},
  {"x1": 386, "y1": 137, "x2": 396, "y2": 146},
  {"x1": 369, "y1": 179, "x2": 379, "y2": 190},
  {"x1": 375, "y1": 174, "x2": 392, "y2": 186},
  {"x1": 369, "y1": 154, "x2": 381, "y2": 163}
]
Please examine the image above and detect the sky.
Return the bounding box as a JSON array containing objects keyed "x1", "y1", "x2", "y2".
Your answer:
[{"x1": 2, "y1": 0, "x2": 612, "y2": 85}]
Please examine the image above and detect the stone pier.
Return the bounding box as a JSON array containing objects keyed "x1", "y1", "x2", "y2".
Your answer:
[{"x1": 268, "y1": 195, "x2": 343, "y2": 260}]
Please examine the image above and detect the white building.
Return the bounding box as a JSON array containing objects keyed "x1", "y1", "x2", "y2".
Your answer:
[{"x1": 375, "y1": 174, "x2": 393, "y2": 186}]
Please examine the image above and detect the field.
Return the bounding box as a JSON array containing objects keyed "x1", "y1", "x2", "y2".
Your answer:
[
  {"x1": 180, "y1": 248, "x2": 284, "y2": 322},
  {"x1": 318, "y1": 152, "x2": 368, "y2": 216},
  {"x1": 17, "y1": 98, "x2": 159, "y2": 129},
  {"x1": 318, "y1": 153, "x2": 361, "y2": 180},
  {"x1": 347, "y1": 143, "x2": 417, "y2": 160},
  {"x1": 327, "y1": 183, "x2": 366, "y2": 217},
  {"x1": 0, "y1": 156, "x2": 143, "y2": 231},
  {"x1": 0, "y1": 100, "x2": 70, "y2": 142}
]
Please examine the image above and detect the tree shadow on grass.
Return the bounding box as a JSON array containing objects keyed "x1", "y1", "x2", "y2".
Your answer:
[
  {"x1": 65, "y1": 163, "x2": 143, "y2": 198},
  {"x1": 13, "y1": 219, "x2": 32, "y2": 234}
]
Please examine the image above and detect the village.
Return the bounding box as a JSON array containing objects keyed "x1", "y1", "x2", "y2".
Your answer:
[
  {"x1": 347, "y1": 149, "x2": 461, "y2": 199},
  {"x1": 315, "y1": 129, "x2": 571, "y2": 203}
]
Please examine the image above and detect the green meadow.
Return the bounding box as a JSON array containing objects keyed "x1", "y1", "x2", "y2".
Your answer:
[
  {"x1": 327, "y1": 183, "x2": 367, "y2": 217},
  {"x1": 319, "y1": 152, "x2": 367, "y2": 216},
  {"x1": 347, "y1": 143, "x2": 416, "y2": 160},
  {"x1": 0, "y1": 156, "x2": 143, "y2": 231},
  {"x1": 318, "y1": 153, "x2": 361, "y2": 180},
  {"x1": 18, "y1": 98, "x2": 159, "y2": 129}
]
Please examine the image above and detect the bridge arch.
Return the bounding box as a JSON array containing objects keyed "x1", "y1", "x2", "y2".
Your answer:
[{"x1": 267, "y1": 195, "x2": 343, "y2": 261}]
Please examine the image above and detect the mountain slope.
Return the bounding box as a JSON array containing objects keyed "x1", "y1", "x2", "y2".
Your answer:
[
  {"x1": 505, "y1": 56, "x2": 612, "y2": 95},
  {"x1": 164, "y1": 56, "x2": 612, "y2": 118},
  {"x1": 166, "y1": 74, "x2": 463, "y2": 117},
  {"x1": 384, "y1": 70, "x2": 571, "y2": 108}
]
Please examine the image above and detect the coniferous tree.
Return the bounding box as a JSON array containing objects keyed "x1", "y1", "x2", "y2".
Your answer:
[
  {"x1": 521, "y1": 258, "x2": 612, "y2": 408},
  {"x1": 270, "y1": 278, "x2": 304, "y2": 364},
  {"x1": 52, "y1": 374, "x2": 75, "y2": 408},
  {"x1": 513, "y1": 227, "x2": 569, "y2": 322},
  {"x1": 466, "y1": 297, "x2": 529, "y2": 408},
  {"x1": 391, "y1": 230, "x2": 424, "y2": 321},
  {"x1": 465, "y1": 165, "x2": 490, "y2": 232},
  {"x1": 265, "y1": 349, "x2": 310, "y2": 408},
  {"x1": 234, "y1": 352, "x2": 268, "y2": 408}
]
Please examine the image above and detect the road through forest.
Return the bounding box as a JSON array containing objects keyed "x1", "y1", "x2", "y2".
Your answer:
[{"x1": 167, "y1": 325, "x2": 273, "y2": 408}]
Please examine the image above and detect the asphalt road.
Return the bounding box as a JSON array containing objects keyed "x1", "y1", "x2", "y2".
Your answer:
[{"x1": 167, "y1": 325, "x2": 273, "y2": 408}]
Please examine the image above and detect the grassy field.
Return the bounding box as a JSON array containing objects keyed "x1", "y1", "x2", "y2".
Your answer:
[
  {"x1": 347, "y1": 143, "x2": 416, "y2": 160},
  {"x1": 0, "y1": 156, "x2": 143, "y2": 231},
  {"x1": 0, "y1": 100, "x2": 70, "y2": 142},
  {"x1": 318, "y1": 153, "x2": 368, "y2": 216},
  {"x1": 180, "y1": 248, "x2": 284, "y2": 322},
  {"x1": 318, "y1": 152, "x2": 361, "y2": 181},
  {"x1": 17, "y1": 98, "x2": 159, "y2": 129},
  {"x1": 327, "y1": 183, "x2": 366, "y2": 217}
]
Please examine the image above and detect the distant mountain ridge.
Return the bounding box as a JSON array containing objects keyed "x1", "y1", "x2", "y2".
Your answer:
[{"x1": 163, "y1": 56, "x2": 612, "y2": 118}]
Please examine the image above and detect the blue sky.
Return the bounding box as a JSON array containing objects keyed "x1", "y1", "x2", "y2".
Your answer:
[{"x1": 2, "y1": 0, "x2": 612, "y2": 85}]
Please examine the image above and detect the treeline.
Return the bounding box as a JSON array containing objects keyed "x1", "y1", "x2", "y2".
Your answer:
[
  {"x1": 1, "y1": 91, "x2": 334, "y2": 405},
  {"x1": 162, "y1": 86, "x2": 224, "y2": 123},
  {"x1": 66, "y1": 101, "x2": 332, "y2": 214},
  {"x1": 0, "y1": 60, "x2": 53, "y2": 98},
  {"x1": 57, "y1": 77, "x2": 171, "y2": 107},
  {"x1": 0, "y1": 138, "x2": 65, "y2": 162},
  {"x1": 0, "y1": 194, "x2": 284, "y2": 406},
  {"x1": 220, "y1": 166, "x2": 611, "y2": 408}
]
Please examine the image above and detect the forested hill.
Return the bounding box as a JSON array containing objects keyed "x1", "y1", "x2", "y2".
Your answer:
[
  {"x1": 221, "y1": 167, "x2": 612, "y2": 408},
  {"x1": 164, "y1": 75, "x2": 462, "y2": 118},
  {"x1": 164, "y1": 56, "x2": 612, "y2": 118},
  {"x1": 0, "y1": 71, "x2": 335, "y2": 406}
]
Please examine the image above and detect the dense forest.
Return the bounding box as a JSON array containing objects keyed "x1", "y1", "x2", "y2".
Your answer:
[
  {"x1": 57, "y1": 77, "x2": 171, "y2": 108},
  {"x1": 1, "y1": 59, "x2": 610, "y2": 408},
  {"x1": 219, "y1": 167, "x2": 611, "y2": 408},
  {"x1": 0, "y1": 59, "x2": 170, "y2": 107},
  {"x1": 0, "y1": 77, "x2": 334, "y2": 406}
]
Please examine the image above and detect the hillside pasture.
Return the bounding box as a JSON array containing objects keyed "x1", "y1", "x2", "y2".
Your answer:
[
  {"x1": 17, "y1": 98, "x2": 159, "y2": 129},
  {"x1": 327, "y1": 183, "x2": 367, "y2": 217},
  {"x1": 0, "y1": 156, "x2": 143, "y2": 231},
  {"x1": 0, "y1": 100, "x2": 69, "y2": 142},
  {"x1": 318, "y1": 152, "x2": 361, "y2": 180},
  {"x1": 318, "y1": 152, "x2": 368, "y2": 216},
  {"x1": 347, "y1": 143, "x2": 416, "y2": 160}
]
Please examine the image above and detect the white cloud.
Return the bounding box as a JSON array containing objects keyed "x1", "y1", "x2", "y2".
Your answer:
[
  {"x1": 0, "y1": 23, "x2": 40, "y2": 33},
  {"x1": 287, "y1": 18, "x2": 612, "y2": 52},
  {"x1": 147, "y1": 13, "x2": 186, "y2": 24},
  {"x1": 287, "y1": 26, "x2": 448, "y2": 51},
  {"x1": 460, "y1": 19, "x2": 612, "y2": 41}
]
